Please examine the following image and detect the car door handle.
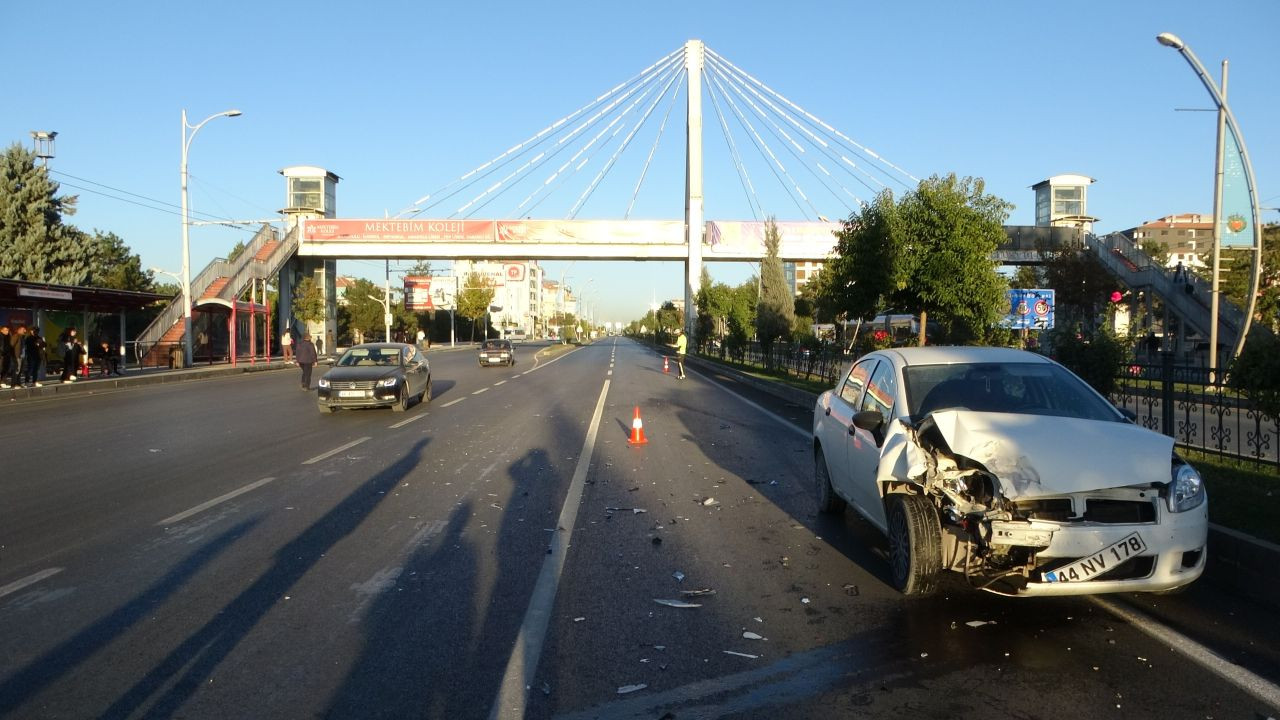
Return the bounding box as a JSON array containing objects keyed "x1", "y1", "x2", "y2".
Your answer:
[
  {"x1": 824, "y1": 407, "x2": 831, "y2": 416},
  {"x1": 848, "y1": 424, "x2": 857, "y2": 435}
]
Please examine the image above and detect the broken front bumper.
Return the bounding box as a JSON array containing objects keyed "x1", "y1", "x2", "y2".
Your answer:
[{"x1": 1004, "y1": 503, "x2": 1208, "y2": 597}]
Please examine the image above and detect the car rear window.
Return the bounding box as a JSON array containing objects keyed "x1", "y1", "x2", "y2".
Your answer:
[
  {"x1": 483, "y1": 341, "x2": 509, "y2": 350},
  {"x1": 902, "y1": 362, "x2": 1122, "y2": 422}
]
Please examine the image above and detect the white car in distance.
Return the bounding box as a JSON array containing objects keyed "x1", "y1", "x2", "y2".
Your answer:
[{"x1": 812, "y1": 346, "x2": 1207, "y2": 597}]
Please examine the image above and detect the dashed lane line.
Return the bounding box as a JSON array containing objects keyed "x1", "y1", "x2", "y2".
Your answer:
[
  {"x1": 389, "y1": 412, "x2": 430, "y2": 429},
  {"x1": 0, "y1": 568, "x2": 64, "y2": 600},
  {"x1": 157, "y1": 476, "x2": 277, "y2": 526},
  {"x1": 472, "y1": 387, "x2": 490, "y2": 395},
  {"x1": 302, "y1": 437, "x2": 371, "y2": 465},
  {"x1": 494, "y1": 380, "x2": 507, "y2": 386},
  {"x1": 441, "y1": 398, "x2": 466, "y2": 408}
]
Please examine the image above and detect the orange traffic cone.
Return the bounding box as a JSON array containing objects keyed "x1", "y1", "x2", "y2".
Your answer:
[
  {"x1": 628, "y1": 406, "x2": 649, "y2": 445},
  {"x1": 663, "y1": 356, "x2": 669, "y2": 373}
]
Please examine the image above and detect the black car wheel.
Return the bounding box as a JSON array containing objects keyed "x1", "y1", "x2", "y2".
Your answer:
[
  {"x1": 393, "y1": 387, "x2": 410, "y2": 412},
  {"x1": 885, "y1": 493, "x2": 941, "y2": 596},
  {"x1": 814, "y1": 447, "x2": 845, "y2": 514}
]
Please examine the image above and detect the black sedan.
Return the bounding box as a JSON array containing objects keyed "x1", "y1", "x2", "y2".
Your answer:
[
  {"x1": 478, "y1": 339, "x2": 516, "y2": 367},
  {"x1": 316, "y1": 343, "x2": 431, "y2": 413}
]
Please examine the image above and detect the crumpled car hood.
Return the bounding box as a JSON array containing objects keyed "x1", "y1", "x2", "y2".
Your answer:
[{"x1": 882, "y1": 410, "x2": 1174, "y2": 500}]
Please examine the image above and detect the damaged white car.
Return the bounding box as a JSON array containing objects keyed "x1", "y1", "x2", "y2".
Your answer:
[{"x1": 813, "y1": 347, "x2": 1207, "y2": 597}]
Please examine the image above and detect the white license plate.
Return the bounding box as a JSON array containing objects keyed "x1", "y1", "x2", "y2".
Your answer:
[
  {"x1": 338, "y1": 390, "x2": 368, "y2": 398},
  {"x1": 1042, "y1": 532, "x2": 1147, "y2": 583},
  {"x1": 488, "y1": 357, "x2": 504, "y2": 363}
]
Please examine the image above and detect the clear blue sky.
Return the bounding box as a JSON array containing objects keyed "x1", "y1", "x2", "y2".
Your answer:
[{"x1": 5, "y1": 0, "x2": 1278, "y2": 326}]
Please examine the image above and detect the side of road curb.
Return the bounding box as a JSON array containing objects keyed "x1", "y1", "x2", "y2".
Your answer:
[
  {"x1": 686, "y1": 351, "x2": 1280, "y2": 611},
  {"x1": 2, "y1": 361, "x2": 295, "y2": 401}
]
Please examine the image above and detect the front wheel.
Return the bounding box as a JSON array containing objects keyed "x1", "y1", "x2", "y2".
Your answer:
[
  {"x1": 318, "y1": 403, "x2": 336, "y2": 414},
  {"x1": 393, "y1": 387, "x2": 409, "y2": 412},
  {"x1": 814, "y1": 447, "x2": 845, "y2": 514},
  {"x1": 885, "y1": 493, "x2": 942, "y2": 596}
]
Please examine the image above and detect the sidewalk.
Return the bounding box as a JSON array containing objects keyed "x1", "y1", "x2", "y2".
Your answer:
[{"x1": 682, "y1": 352, "x2": 1280, "y2": 612}]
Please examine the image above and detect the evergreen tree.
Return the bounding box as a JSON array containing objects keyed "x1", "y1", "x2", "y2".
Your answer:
[
  {"x1": 85, "y1": 229, "x2": 153, "y2": 291},
  {"x1": 0, "y1": 143, "x2": 88, "y2": 284},
  {"x1": 292, "y1": 276, "x2": 326, "y2": 327},
  {"x1": 755, "y1": 219, "x2": 795, "y2": 364}
]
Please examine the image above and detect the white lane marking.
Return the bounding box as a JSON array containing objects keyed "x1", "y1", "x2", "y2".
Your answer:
[
  {"x1": 522, "y1": 347, "x2": 578, "y2": 375},
  {"x1": 607, "y1": 370, "x2": 613, "y2": 376},
  {"x1": 700, "y1": 368, "x2": 808, "y2": 439},
  {"x1": 302, "y1": 437, "x2": 371, "y2": 465},
  {"x1": 389, "y1": 412, "x2": 429, "y2": 429},
  {"x1": 349, "y1": 519, "x2": 448, "y2": 624},
  {"x1": 472, "y1": 387, "x2": 490, "y2": 395},
  {"x1": 157, "y1": 477, "x2": 277, "y2": 526},
  {"x1": 494, "y1": 380, "x2": 507, "y2": 386},
  {"x1": 0, "y1": 568, "x2": 64, "y2": 600},
  {"x1": 441, "y1": 398, "x2": 466, "y2": 408},
  {"x1": 488, "y1": 378, "x2": 611, "y2": 720},
  {"x1": 1090, "y1": 596, "x2": 1280, "y2": 709}
]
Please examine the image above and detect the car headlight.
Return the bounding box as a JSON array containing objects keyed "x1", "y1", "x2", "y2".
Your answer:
[
  {"x1": 1169, "y1": 463, "x2": 1205, "y2": 513},
  {"x1": 317, "y1": 378, "x2": 330, "y2": 388},
  {"x1": 377, "y1": 377, "x2": 399, "y2": 387}
]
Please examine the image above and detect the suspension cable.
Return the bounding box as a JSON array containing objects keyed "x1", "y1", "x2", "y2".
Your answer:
[
  {"x1": 705, "y1": 70, "x2": 762, "y2": 221},
  {"x1": 625, "y1": 72, "x2": 684, "y2": 219}
]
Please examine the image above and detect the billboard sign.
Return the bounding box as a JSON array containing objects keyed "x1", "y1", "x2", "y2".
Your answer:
[
  {"x1": 1002, "y1": 288, "x2": 1055, "y2": 330},
  {"x1": 403, "y1": 276, "x2": 435, "y2": 311}
]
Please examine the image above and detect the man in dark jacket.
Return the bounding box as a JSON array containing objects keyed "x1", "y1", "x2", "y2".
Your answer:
[
  {"x1": 295, "y1": 332, "x2": 318, "y2": 390},
  {"x1": 0, "y1": 325, "x2": 15, "y2": 389},
  {"x1": 24, "y1": 327, "x2": 46, "y2": 387}
]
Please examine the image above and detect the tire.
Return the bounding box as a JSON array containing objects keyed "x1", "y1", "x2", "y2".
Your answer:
[
  {"x1": 885, "y1": 493, "x2": 942, "y2": 596},
  {"x1": 814, "y1": 447, "x2": 846, "y2": 514},
  {"x1": 393, "y1": 387, "x2": 409, "y2": 412},
  {"x1": 318, "y1": 403, "x2": 336, "y2": 414}
]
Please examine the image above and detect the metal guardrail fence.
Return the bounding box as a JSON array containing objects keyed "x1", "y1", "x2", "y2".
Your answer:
[{"x1": 1111, "y1": 355, "x2": 1279, "y2": 469}]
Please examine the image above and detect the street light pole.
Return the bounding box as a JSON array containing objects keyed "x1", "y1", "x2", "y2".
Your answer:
[
  {"x1": 181, "y1": 108, "x2": 241, "y2": 367},
  {"x1": 1156, "y1": 32, "x2": 1264, "y2": 375}
]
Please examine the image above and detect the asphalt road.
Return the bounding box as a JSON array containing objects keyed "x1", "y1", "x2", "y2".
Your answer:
[{"x1": 1, "y1": 337, "x2": 1277, "y2": 719}]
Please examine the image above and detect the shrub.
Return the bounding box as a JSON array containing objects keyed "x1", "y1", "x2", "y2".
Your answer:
[
  {"x1": 1228, "y1": 330, "x2": 1280, "y2": 418},
  {"x1": 1048, "y1": 325, "x2": 1129, "y2": 397}
]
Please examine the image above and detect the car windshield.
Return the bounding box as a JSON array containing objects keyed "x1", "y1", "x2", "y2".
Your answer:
[
  {"x1": 336, "y1": 348, "x2": 403, "y2": 367},
  {"x1": 902, "y1": 362, "x2": 1122, "y2": 422},
  {"x1": 482, "y1": 341, "x2": 509, "y2": 350}
]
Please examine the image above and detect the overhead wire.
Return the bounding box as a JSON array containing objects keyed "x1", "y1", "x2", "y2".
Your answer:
[
  {"x1": 568, "y1": 60, "x2": 687, "y2": 219},
  {"x1": 705, "y1": 58, "x2": 856, "y2": 215},
  {"x1": 625, "y1": 71, "x2": 685, "y2": 219},
  {"x1": 395, "y1": 46, "x2": 684, "y2": 219},
  {"x1": 50, "y1": 169, "x2": 253, "y2": 226},
  {"x1": 705, "y1": 68, "x2": 763, "y2": 221}
]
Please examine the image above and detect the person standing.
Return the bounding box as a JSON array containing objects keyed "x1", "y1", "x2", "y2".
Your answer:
[
  {"x1": 295, "y1": 332, "x2": 318, "y2": 391},
  {"x1": 59, "y1": 327, "x2": 81, "y2": 382},
  {"x1": 673, "y1": 328, "x2": 688, "y2": 379},
  {"x1": 0, "y1": 325, "x2": 15, "y2": 389},
  {"x1": 24, "y1": 327, "x2": 46, "y2": 387},
  {"x1": 281, "y1": 328, "x2": 294, "y2": 364},
  {"x1": 10, "y1": 326, "x2": 28, "y2": 387}
]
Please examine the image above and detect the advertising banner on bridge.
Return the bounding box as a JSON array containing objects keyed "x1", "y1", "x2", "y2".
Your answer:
[
  {"x1": 403, "y1": 276, "x2": 435, "y2": 311},
  {"x1": 705, "y1": 221, "x2": 841, "y2": 258},
  {"x1": 303, "y1": 219, "x2": 495, "y2": 243},
  {"x1": 494, "y1": 220, "x2": 684, "y2": 245},
  {"x1": 1001, "y1": 288, "x2": 1055, "y2": 330}
]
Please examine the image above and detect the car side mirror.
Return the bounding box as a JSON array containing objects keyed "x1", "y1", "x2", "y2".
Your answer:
[
  {"x1": 852, "y1": 410, "x2": 884, "y2": 432},
  {"x1": 1116, "y1": 406, "x2": 1138, "y2": 423}
]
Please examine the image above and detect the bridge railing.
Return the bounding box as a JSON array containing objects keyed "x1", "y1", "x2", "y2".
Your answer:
[{"x1": 133, "y1": 258, "x2": 232, "y2": 364}]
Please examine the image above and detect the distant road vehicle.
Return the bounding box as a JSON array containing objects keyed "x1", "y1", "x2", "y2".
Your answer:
[
  {"x1": 506, "y1": 328, "x2": 527, "y2": 342},
  {"x1": 812, "y1": 346, "x2": 1207, "y2": 597},
  {"x1": 478, "y1": 339, "x2": 516, "y2": 367},
  {"x1": 316, "y1": 343, "x2": 431, "y2": 413}
]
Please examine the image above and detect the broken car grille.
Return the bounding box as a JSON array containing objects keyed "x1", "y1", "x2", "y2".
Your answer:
[{"x1": 1014, "y1": 497, "x2": 1157, "y2": 524}]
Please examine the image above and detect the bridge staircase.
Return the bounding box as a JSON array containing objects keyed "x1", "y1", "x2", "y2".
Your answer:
[
  {"x1": 1086, "y1": 232, "x2": 1249, "y2": 354},
  {"x1": 136, "y1": 224, "x2": 300, "y2": 366}
]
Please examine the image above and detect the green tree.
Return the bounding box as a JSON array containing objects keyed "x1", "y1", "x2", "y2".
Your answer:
[
  {"x1": 1217, "y1": 224, "x2": 1280, "y2": 334},
  {"x1": 755, "y1": 219, "x2": 795, "y2": 364},
  {"x1": 1041, "y1": 241, "x2": 1115, "y2": 333},
  {"x1": 457, "y1": 271, "x2": 496, "y2": 341},
  {"x1": 339, "y1": 278, "x2": 385, "y2": 343},
  {"x1": 1138, "y1": 239, "x2": 1170, "y2": 267},
  {"x1": 84, "y1": 230, "x2": 152, "y2": 291},
  {"x1": 828, "y1": 174, "x2": 1010, "y2": 344},
  {"x1": 403, "y1": 260, "x2": 433, "y2": 276},
  {"x1": 227, "y1": 240, "x2": 247, "y2": 263},
  {"x1": 1009, "y1": 265, "x2": 1041, "y2": 290},
  {"x1": 292, "y1": 276, "x2": 325, "y2": 327},
  {"x1": 0, "y1": 143, "x2": 89, "y2": 284}
]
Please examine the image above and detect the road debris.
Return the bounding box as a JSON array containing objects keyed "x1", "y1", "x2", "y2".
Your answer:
[
  {"x1": 673, "y1": 571, "x2": 685, "y2": 582},
  {"x1": 753, "y1": 617, "x2": 763, "y2": 623},
  {"x1": 616, "y1": 684, "x2": 648, "y2": 694},
  {"x1": 680, "y1": 588, "x2": 716, "y2": 598},
  {"x1": 842, "y1": 584, "x2": 859, "y2": 596},
  {"x1": 700, "y1": 497, "x2": 720, "y2": 507},
  {"x1": 965, "y1": 620, "x2": 996, "y2": 628},
  {"x1": 723, "y1": 650, "x2": 759, "y2": 659},
  {"x1": 573, "y1": 617, "x2": 585, "y2": 622},
  {"x1": 605, "y1": 507, "x2": 648, "y2": 514},
  {"x1": 742, "y1": 632, "x2": 765, "y2": 641},
  {"x1": 651, "y1": 536, "x2": 663, "y2": 546},
  {"x1": 654, "y1": 599, "x2": 702, "y2": 608},
  {"x1": 541, "y1": 682, "x2": 551, "y2": 696},
  {"x1": 800, "y1": 597, "x2": 810, "y2": 604}
]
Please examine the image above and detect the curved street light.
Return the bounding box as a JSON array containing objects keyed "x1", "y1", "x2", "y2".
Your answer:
[
  {"x1": 181, "y1": 108, "x2": 242, "y2": 367},
  {"x1": 1155, "y1": 33, "x2": 1263, "y2": 372}
]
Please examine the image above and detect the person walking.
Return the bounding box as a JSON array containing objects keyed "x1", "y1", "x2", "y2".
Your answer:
[
  {"x1": 281, "y1": 328, "x2": 294, "y2": 364},
  {"x1": 672, "y1": 328, "x2": 688, "y2": 379},
  {"x1": 24, "y1": 327, "x2": 46, "y2": 387},
  {"x1": 295, "y1": 331, "x2": 318, "y2": 391},
  {"x1": 0, "y1": 325, "x2": 15, "y2": 389}
]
